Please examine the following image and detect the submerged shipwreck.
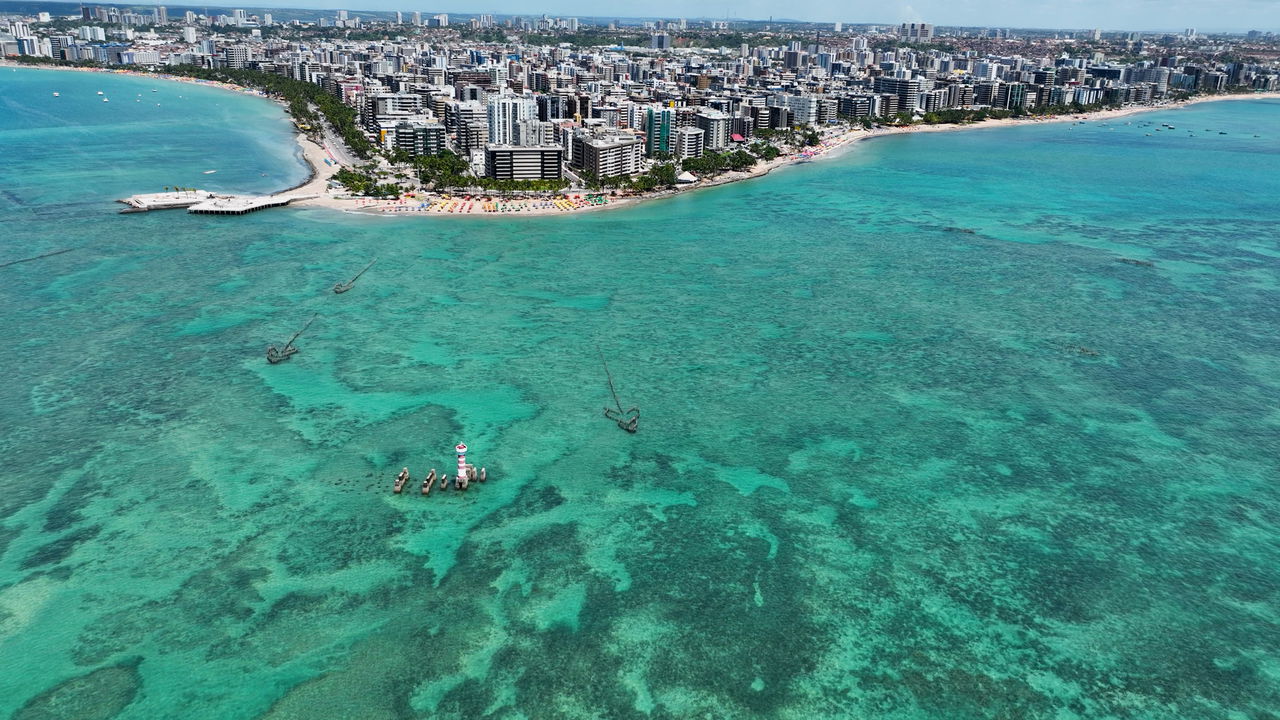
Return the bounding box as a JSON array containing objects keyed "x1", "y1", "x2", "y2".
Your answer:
[
  {"x1": 266, "y1": 315, "x2": 317, "y2": 364},
  {"x1": 334, "y1": 258, "x2": 377, "y2": 294}
]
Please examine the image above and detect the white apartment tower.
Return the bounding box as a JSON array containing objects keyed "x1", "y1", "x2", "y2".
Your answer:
[{"x1": 486, "y1": 95, "x2": 537, "y2": 145}]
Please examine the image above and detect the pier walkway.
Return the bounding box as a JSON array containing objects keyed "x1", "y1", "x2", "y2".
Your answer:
[
  {"x1": 188, "y1": 195, "x2": 314, "y2": 215},
  {"x1": 117, "y1": 190, "x2": 218, "y2": 213},
  {"x1": 117, "y1": 192, "x2": 318, "y2": 216}
]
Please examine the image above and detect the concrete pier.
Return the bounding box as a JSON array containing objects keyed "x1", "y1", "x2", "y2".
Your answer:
[
  {"x1": 188, "y1": 195, "x2": 299, "y2": 215},
  {"x1": 118, "y1": 191, "x2": 317, "y2": 216},
  {"x1": 117, "y1": 190, "x2": 219, "y2": 213}
]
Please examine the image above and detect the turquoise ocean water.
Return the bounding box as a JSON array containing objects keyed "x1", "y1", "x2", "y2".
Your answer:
[{"x1": 2, "y1": 66, "x2": 1279, "y2": 719}]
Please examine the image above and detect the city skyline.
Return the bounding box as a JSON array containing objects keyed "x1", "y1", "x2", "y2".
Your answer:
[{"x1": 2, "y1": 0, "x2": 1278, "y2": 32}]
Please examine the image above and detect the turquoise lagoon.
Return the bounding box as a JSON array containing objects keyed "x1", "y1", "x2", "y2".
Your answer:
[{"x1": 2, "y1": 66, "x2": 1279, "y2": 719}]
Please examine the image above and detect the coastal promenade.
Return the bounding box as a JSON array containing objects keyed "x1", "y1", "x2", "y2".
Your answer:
[
  {"x1": 289, "y1": 91, "x2": 1279, "y2": 218},
  {"x1": 15, "y1": 62, "x2": 1266, "y2": 220}
]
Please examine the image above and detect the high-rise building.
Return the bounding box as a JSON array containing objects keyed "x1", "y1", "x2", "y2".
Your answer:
[
  {"x1": 513, "y1": 118, "x2": 551, "y2": 146},
  {"x1": 448, "y1": 100, "x2": 486, "y2": 134},
  {"x1": 898, "y1": 22, "x2": 933, "y2": 42},
  {"x1": 571, "y1": 132, "x2": 644, "y2": 178},
  {"x1": 674, "y1": 126, "x2": 704, "y2": 159},
  {"x1": 181, "y1": 26, "x2": 196, "y2": 42},
  {"x1": 694, "y1": 110, "x2": 730, "y2": 150},
  {"x1": 769, "y1": 94, "x2": 821, "y2": 124},
  {"x1": 223, "y1": 45, "x2": 249, "y2": 69},
  {"x1": 412, "y1": 12, "x2": 421, "y2": 25},
  {"x1": 47, "y1": 36, "x2": 70, "y2": 59},
  {"x1": 650, "y1": 33, "x2": 670, "y2": 50},
  {"x1": 484, "y1": 145, "x2": 563, "y2": 179},
  {"x1": 394, "y1": 119, "x2": 446, "y2": 157},
  {"x1": 644, "y1": 106, "x2": 675, "y2": 156},
  {"x1": 456, "y1": 120, "x2": 488, "y2": 154},
  {"x1": 153, "y1": 6, "x2": 167, "y2": 24},
  {"x1": 537, "y1": 94, "x2": 570, "y2": 121},
  {"x1": 873, "y1": 76, "x2": 924, "y2": 112},
  {"x1": 486, "y1": 95, "x2": 537, "y2": 145}
]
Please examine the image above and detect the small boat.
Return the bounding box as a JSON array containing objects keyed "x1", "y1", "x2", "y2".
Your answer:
[
  {"x1": 96, "y1": 91, "x2": 103, "y2": 95},
  {"x1": 52, "y1": 92, "x2": 59, "y2": 97},
  {"x1": 333, "y1": 258, "x2": 376, "y2": 294},
  {"x1": 1219, "y1": 131, "x2": 1227, "y2": 135},
  {"x1": 151, "y1": 89, "x2": 157, "y2": 92},
  {"x1": 203, "y1": 170, "x2": 217, "y2": 174},
  {"x1": 102, "y1": 98, "x2": 109, "y2": 103}
]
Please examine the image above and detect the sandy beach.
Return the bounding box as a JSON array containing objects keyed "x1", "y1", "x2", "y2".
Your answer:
[
  {"x1": 289, "y1": 91, "x2": 1279, "y2": 218},
  {"x1": 6, "y1": 60, "x2": 1276, "y2": 218}
]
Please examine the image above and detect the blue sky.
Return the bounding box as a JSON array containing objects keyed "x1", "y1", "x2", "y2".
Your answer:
[{"x1": 258, "y1": 0, "x2": 1277, "y2": 32}]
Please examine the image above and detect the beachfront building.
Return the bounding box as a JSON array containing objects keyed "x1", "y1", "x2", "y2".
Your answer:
[
  {"x1": 570, "y1": 131, "x2": 644, "y2": 179},
  {"x1": 393, "y1": 119, "x2": 447, "y2": 157},
  {"x1": 484, "y1": 145, "x2": 564, "y2": 180},
  {"x1": 222, "y1": 45, "x2": 249, "y2": 69},
  {"x1": 873, "y1": 76, "x2": 925, "y2": 113},
  {"x1": 769, "y1": 94, "x2": 822, "y2": 125},
  {"x1": 694, "y1": 110, "x2": 731, "y2": 150},
  {"x1": 674, "y1": 126, "x2": 705, "y2": 160},
  {"x1": 644, "y1": 106, "x2": 676, "y2": 157}
]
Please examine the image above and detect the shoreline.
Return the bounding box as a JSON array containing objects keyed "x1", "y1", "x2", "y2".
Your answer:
[
  {"x1": 290, "y1": 90, "x2": 1280, "y2": 218},
  {"x1": 5, "y1": 61, "x2": 1277, "y2": 218},
  {"x1": 1, "y1": 60, "x2": 348, "y2": 205}
]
